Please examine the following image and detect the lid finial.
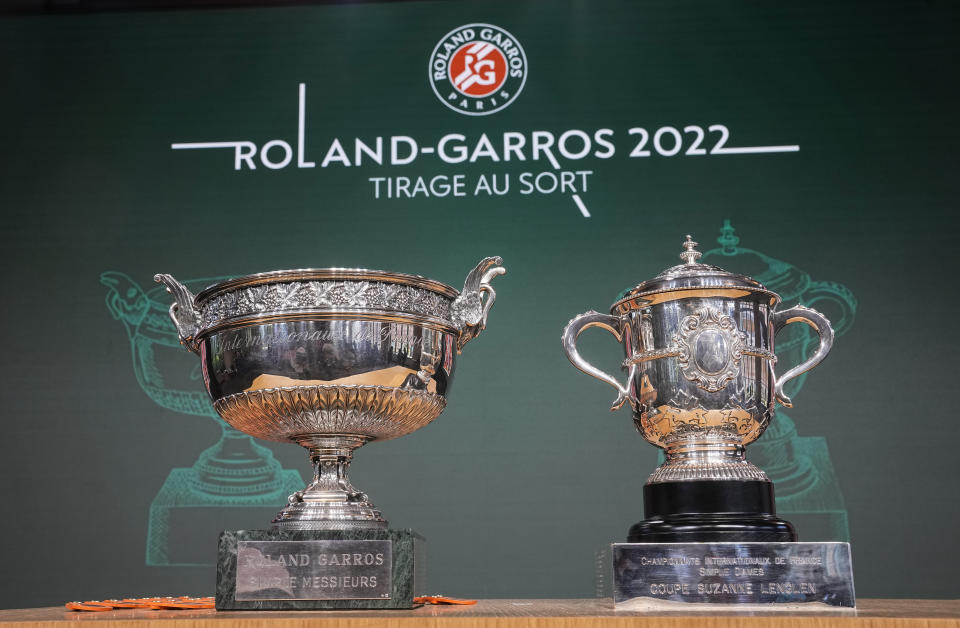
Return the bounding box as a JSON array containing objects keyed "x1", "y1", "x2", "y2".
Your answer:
[{"x1": 680, "y1": 235, "x2": 702, "y2": 265}]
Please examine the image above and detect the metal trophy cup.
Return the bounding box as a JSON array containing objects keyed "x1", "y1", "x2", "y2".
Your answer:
[
  {"x1": 563, "y1": 236, "x2": 833, "y2": 541},
  {"x1": 563, "y1": 236, "x2": 854, "y2": 609},
  {"x1": 155, "y1": 257, "x2": 504, "y2": 609}
]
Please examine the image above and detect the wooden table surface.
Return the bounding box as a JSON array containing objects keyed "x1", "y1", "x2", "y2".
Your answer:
[{"x1": 1, "y1": 599, "x2": 958, "y2": 627}]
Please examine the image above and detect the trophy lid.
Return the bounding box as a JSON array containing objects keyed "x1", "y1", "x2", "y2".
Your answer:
[{"x1": 612, "y1": 235, "x2": 780, "y2": 311}]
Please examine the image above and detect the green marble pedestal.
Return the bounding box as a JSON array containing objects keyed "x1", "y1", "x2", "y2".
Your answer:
[{"x1": 216, "y1": 529, "x2": 425, "y2": 610}]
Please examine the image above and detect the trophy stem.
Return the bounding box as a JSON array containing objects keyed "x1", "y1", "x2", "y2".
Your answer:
[
  {"x1": 647, "y1": 441, "x2": 769, "y2": 483},
  {"x1": 272, "y1": 434, "x2": 387, "y2": 530}
]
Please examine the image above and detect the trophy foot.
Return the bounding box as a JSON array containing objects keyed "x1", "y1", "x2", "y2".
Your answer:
[
  {"x1": 649, "y1": 444, "x2": 770, "y2": 483},
  {"x1": 629, "y1": 480, "x2": 798, "y2": 543},
  {"x1": 272, "y1": 434, "x2": 388, "y2": 530},
  {"x1": 628, "y1": 513, "x2": 797, "y2": 543}
]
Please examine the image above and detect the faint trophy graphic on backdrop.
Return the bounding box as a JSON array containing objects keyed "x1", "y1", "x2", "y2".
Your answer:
[
  {"x1": 102, "y1": 272, "x2": 303, "y2": 566},
  {"x1": 702, "y1": 221, "x2": 856, "y2": 542}
]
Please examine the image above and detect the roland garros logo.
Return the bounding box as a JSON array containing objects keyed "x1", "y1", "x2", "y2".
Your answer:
[{"x1": 429, "y1": 23, "x2": 527, "y2": 116}]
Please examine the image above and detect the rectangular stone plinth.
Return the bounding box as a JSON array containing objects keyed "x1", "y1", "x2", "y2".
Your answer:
[
  {"x1": 613, "y1": 542, "x2": 855, "y2": 611},
  {"x1": 217, "y1": 529, "x2": 424, "y2": 610}
]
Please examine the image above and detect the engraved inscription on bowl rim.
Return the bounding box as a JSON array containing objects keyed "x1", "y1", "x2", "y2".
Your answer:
[{"x1": 210, "y1": 324, "x2": 432, "y2": 353}]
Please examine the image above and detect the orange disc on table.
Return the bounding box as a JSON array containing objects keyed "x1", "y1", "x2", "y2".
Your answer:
[
  {"x1": 100, "y1": 600, "x2": 141, "y2": 609},
  {"x1": 64, "y1": 596, "x2": 215, "y2": 610},
  {"x1": 413, "y1": 596, "x2": 477, "y2": 605},
  {"x1": 118, "y1": 598, "x2": 156, "y2": 608},
  {"x1": 153, "y1": 602, "x2": 215, "y2": 610},
  {"x1": 65, "y1": 602, "x2": 113, "y2": 612}
]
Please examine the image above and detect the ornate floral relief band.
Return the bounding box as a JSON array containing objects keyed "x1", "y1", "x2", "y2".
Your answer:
[{"x1": 199, "y1": 280, "x2": 453, "y2": 330}]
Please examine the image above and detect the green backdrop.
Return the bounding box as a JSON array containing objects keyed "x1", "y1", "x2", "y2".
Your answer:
[{"x1": 1, "y1": 0, "x2": 958, "y2": 608}]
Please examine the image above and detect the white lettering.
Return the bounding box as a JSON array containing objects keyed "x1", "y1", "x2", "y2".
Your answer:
[
  {"x1": 355, "y1": 137, "x2": 383, "y2": 166},
  {"x1": 391, "y1": 136, "x2": 418, "y2": 165},
  {"x1": 469, "y1": 133, "x2": 500, "y2": 162},
  {"x1": 531, "y1": 131, "x2": 561, "y2": 169},
  {"x1": 558, "y1": 129, "x2": 591, "y2": 160},
  {"x1": 260, "y1": 140, "x2": 292, "y2": 169},
  {"x1": 320, "y1": 139, "x2": 351, "y2": 167},
  {"x1": 503, "y1": 132, "x2": 526, "y2": 161},
  {"x1": 297, "y1": 83, "x2": 315, "y2": 168},
  {"x1": 438, "y1": 134, "x2": 468, "y2": 163},
  {"x1": 593, "y1": 129, "x2": 615, "y2": 158},
  {"x1": 234, "y1": 142, "x2": 257, "y2": 170}
]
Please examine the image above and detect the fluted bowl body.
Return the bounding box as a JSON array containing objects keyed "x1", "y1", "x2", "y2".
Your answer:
[
  {"x1": 154, "y1": 259, "x2": 504, "y2": 528},
  {"x1": 563, "y1": 237, "x2": 832, "y2": 484},
  {"x1": 189, "y1": 269, "x2": 465, "y2": 443},
  {"x1": 613, "y1": 289, "x2": 778, "y2": 452}
]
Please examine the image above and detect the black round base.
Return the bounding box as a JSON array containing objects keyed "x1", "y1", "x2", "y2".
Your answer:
[
  {"x1": 628, "y1": 513, "x2": 797, "y2": 543},
  {"x1": 628, "y1": 480, "x2": 798, "y2": 543}
]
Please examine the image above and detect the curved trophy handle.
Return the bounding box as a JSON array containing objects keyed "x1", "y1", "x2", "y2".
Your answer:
[
  {"x1": 153, "y1": 273, "x2": 202, "y2": 354},
  {"x1": 451, "y1": 256, "x2": 506, "y2": 353},
  {"x1": 562, "y1": 311, "x2": 634, "y2": 411},
  {"x1": 772, "y1": 305, "x2": 835, "y2": 407}
]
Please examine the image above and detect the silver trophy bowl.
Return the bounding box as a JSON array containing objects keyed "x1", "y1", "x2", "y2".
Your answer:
[
  {"x1": 563, "y1": 237, "x2": 834, "y2": 485},
  {"x1": 155, "y1": 258, "x2": 505, "y2": 530}
]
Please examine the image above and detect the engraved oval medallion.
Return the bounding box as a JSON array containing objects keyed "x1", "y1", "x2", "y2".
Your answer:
[
  {"x1": 673, "y1": 309, "x2": 746, "y2": 392},
  {"x1": 694, "y1": 330, "x2": 729, "y2": 375}
]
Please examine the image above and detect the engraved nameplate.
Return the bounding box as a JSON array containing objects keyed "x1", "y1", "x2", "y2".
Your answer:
[
  {"x1": 235, "y1": 540, "x2": 392, "y2": 601},
  {"x1": 613, "y1": 542, "x2": 855, "y2": 611}
]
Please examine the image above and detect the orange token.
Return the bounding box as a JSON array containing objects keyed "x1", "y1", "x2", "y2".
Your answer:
[
  {"x1": 153, "y1": 603, "x2": 213, "y2": 610},
  {"x1": 413, "y1": 595, "x2": 477, "y2": 605},
  {"x1": 100, "y1": 600, "x2": 140, "y2": 609},
  {"x1": 65, "y1": 595, "x2": 214, "y2": 611},
  {"x1": 65, "y1": 602, "x2": 113, "y2": 612}
]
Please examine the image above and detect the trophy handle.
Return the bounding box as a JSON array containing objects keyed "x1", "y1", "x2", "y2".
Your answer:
[
  {"x1": 153, "y1": 273, "x2": 202, "y2": 354},
  {"x1": 772, "y1": 305, "x2": 835, "y2": 407},
  {"x1": 562, "y1": 311, "x2": 634, "y2": 411},
  {"x1": 451, "y1": 256, "x2": 506, "y2": 353}
]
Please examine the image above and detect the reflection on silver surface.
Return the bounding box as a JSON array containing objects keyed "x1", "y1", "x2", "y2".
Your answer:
[
  {"x1": 155, "y1": 258, "x2": 505, "y2": 530},
  {"x1": 563, "y1": 236, "x2": 833, "y2": 484}
]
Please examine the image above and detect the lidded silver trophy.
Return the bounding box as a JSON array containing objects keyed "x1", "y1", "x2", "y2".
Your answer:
[
  {"x1": 154, "y1": 258, "x2": 504, "y2": 531},
  {"x1": 562, "y1": 236, "x2": 833, "y2": 542}
]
